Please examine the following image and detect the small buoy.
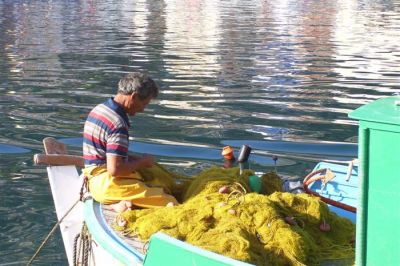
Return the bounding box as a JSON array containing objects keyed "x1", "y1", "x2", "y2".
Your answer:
[
  {"x1": 319, "y1": 222, "x2": 331, "y2": 232},
  {"x1": 248, "y1": 175, "x2": 262, "y2": 193},
  {"x1": 218, "y1": 186, "x2": 230, "y2": 194},
  {"x1": 228, "y1": 209, "x2": 236, "y2": 215},
  {"x1": 166, "y1": 202, "x2": 176, "y2": 207},
  {"x1": 284, "y1": 216, "x2": 297, "y2": 226},
  {"x1": 217, "y1": 202, "x2": 227, "y2": 208},
  {"x1": 117, "y1": 218, "x2": 127, "y2": 228},
  {"x1": 221, "y1": 146, "x2": 235, "y2": 160}
]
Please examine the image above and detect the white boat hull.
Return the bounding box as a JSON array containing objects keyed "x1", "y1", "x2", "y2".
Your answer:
[{"x1": 47, "y1": 165, "x2": 129, "y2": 265}]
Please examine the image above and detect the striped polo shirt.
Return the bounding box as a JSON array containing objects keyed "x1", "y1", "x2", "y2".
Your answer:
[{"x1": 83, "y1": 98, "x2": 130, "y2": 166}]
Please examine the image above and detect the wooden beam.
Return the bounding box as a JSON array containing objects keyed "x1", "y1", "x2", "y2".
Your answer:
[
  {"x1": 33, "y1": 154, "x2": 84, "y2": 168},
  {"x1": 34, "y1": 137, "x2": 84, "y2": 168},
  {"x1": 43, "y1": 137, "x2": 68, "y2": 155}
]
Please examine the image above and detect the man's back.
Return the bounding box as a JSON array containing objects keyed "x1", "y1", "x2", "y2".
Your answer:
[{"x1": 83, "y1": 98, "x2": 130, "y2": 166}]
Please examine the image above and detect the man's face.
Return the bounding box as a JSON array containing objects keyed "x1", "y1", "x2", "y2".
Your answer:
[{"x1": 128, "y1": 93, "x2": 152, "y2": 116}]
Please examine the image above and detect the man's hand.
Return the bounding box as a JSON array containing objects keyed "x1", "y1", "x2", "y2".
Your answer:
[
  {"x1": 107, "y1": 154, "x2": 155, "y2": 176},
  {"x1": 135, "y1": 154, "x2": 155, "y2": 168},
  {"x1": 128, "y1": 154, "x2": 141, "y2": 161}
]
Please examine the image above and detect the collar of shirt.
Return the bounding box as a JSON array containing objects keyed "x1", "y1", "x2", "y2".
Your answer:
[{"x1": 106, "y1": 97, "x2": 131, "y2": 127}]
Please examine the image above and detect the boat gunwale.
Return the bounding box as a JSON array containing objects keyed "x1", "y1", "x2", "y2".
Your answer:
[{"x1": 83, "y1": 198, "x2": 145, "y2": 264}]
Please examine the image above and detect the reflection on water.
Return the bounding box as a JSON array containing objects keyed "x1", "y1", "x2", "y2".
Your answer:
[
  {"x1": 1, "y1": 0, "x2": 400, "y2": 146},
  {"x1": 1, "y1": 0, "x2": 400, "y2": 264}
]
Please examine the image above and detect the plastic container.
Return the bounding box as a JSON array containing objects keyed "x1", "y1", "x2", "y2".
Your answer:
[
  {"x1": 237, "y1": 145, "x2": 252, "y2": 163},
  {"x1": 248, "y1": 175, "x2": 262, "y2": 193}
]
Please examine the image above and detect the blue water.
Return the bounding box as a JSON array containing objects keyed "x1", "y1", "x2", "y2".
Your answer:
[{"x1": 1, "y1": 0, "x2": 399, "y2": 264}]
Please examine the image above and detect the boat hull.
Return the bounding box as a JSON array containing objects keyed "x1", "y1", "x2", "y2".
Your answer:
[
  {"x1": 47, "y1": 161, "x2": 356, "y2": 265},
  {"x1": 308, "y1": 162, "x2": 358, "y2": 223}
]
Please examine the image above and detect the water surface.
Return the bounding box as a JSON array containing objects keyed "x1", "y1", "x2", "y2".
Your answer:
[{"x1": 1, "y1": 0, "x2": 399, "y2": 264}]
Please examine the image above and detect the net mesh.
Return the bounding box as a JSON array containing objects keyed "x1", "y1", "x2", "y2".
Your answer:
[{"x1": 117, "y1": 166, "x2": 355, "y2": 266}]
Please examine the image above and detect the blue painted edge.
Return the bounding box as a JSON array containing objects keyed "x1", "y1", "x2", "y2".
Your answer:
[
  {"x1": 222, "y1": 140, "x2": 357, "y2": 158},
  {"x1": 146, "y1": 232, "x2": 254, "y2": 266},
  {"x1": 0, "y1": 143, "x2": 30, "y2": 154},
  {"x1": 83, "y1": 198, "x2": 145, "y2": 265},
  {"x1": 311, "y1": 162, "x2": 357, "y2": 224},
  {"x1": 58, "y1": 137, "x2": 286, "y2": 166}
]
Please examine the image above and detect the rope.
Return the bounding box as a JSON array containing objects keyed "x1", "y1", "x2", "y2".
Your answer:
[
  {"x1": 73, "y1": 234, "x2": 80, "y2": 264},
  {"x1": 27, "y1": 175, "x2": 91, "y2": 265},
  {"x1": 73, "y1": 223, "x2": 93, "y2": 266},
  {"x1": 303, "y1": 168, "x2": 356, "y2": 213},
  {"x1": 26, "y1": 199, "x2": 80, "y2": 266},
  {"x1": 80, "y1": 175, "x2": 90, "y2": 201}
]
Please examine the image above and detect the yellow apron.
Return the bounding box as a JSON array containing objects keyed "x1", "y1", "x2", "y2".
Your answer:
[{"x1": 82, "y1": 166, "x2": 178, "y2": 208}]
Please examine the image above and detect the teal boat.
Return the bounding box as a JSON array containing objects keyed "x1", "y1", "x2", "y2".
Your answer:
[
  {"x1": 305, "y1": 161, "x2": 358, "y2": 224},
  {"x1": 34, "y1": 137, "x2": 256, "y2": 266},
  {"x1": 33, "y1": 136, "x2": 357, "y2": 266},
  {"x1": 33, "y1": 96, "x2": 400, "y2": 265}
]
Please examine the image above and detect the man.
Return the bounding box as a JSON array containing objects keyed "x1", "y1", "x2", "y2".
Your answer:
[{"x1": 82, "y1": 72, "x2": 178, "y2": 212}]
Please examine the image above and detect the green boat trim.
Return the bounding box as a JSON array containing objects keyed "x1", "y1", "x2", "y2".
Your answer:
[
  {"x1": 145, "y1": 233, "x2": 254, "y2": 266},
  {"x1": 84, "y1": 198, "x2": 145, "y2": 265},
  {"x1": 84, "y1": 197, "x2": 254, "y2": 266}
]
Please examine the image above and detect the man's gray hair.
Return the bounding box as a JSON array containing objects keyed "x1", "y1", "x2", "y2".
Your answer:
[{"x1": 118, "y1": 72, "x2": 159, "y2": 99}]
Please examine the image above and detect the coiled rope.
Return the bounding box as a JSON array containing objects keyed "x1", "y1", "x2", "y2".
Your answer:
[{"x1": 73, "y1": 223, "x2": 93, "y2": 266}]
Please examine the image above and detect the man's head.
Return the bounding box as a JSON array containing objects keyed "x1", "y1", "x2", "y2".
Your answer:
[
  {"x1": 116, "y1": 72, "x2": 159, "y2": 116},
  {"x1": 118, "y1": 72, "x2": 159, "y2": 100}
]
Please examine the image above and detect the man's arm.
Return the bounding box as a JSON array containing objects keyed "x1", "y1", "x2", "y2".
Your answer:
[
  {"x1": 107, "y1": 154, "x2": 155, "y2": 176},
  {"x1": 127, "y1": 154, "x2": 142, "y2": 161}
]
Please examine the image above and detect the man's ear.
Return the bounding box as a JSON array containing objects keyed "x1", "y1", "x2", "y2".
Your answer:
[{"x1": 130, "y1": 92, "x2": 138, "y2": 100}]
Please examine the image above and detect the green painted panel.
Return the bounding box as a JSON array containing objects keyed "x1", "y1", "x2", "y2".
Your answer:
[
  {"x1": 350, "y1": 97, "x2": 400, "y2": 266},
  {"x1": 356, "y1": 127, "x2": 369, "y2": 266},
  {"x1": 349, "y1": 96, "x2": 400, "y2": 126},
  {"x1": 365, "y1": 129, "x2": 400, "y2": 265},
  {"x1": 144, "y1": 233, "x2": 253, "y2": 266}
]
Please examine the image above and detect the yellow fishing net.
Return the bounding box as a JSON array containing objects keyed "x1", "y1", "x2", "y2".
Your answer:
[{"x1": 118, "y1": 166, "x2": 355, "y2": 266}]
